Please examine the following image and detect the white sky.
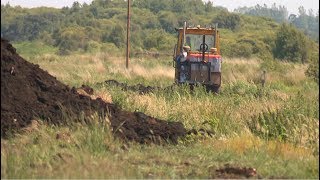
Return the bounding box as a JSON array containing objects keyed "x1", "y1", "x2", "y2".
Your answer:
[
  {"x1": 208, "y1": 0, "x2": 319, "y2": 15},
  {"x1": 1, "y1": 0, "x2": 319, "y2": 15}
]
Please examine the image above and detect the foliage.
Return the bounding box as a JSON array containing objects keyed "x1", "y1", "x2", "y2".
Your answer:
[
  {"x1": 273, "y1": 23, "x2": 309, "y2": 63},
  {"x1": 289, "y1": 7, "x2": 319, "y2": 42},
  {"x1": 235, "y1": 4, "x2": 319, "y2": 42},
  {"x1": 108, "y1": 24, "x2": 126, "y2": 48},
  {"x1": 228, "y1": 42, "x2": 253, "y2": 58},
  {"x1": 54, "y1": 26, "x2": 89, "y2": 54},
  {"x1": 235, "y1": 3, "x2": 288, "y2": 23},
  {"x1": 248, "y1": 92, "x2": 319, "y2": 146},
  {"x1": 212, "y1": 11, "x2": 241, "y2": 31},
  {"x1": 1, "y1": 1, "x2": 319, "y2": 177},
  {"x1": 158, "y1": 11, "x2": 179, "y2": 33},
  {"x1": 13, "y1": 41, "x2": 58, "y2": 58},
  {"x1": 143, "y1": 29, "x2": 176, "y2": 51},
  {"x1": 259, "y1": 58, "x2": 289, "y2": 74},
  {"x1": 0, "y1": 0, "x2": 318, "y2": 61},
  {"x1": 1, "y1": 54, "x2": 319, "y2": 178},
  {"x1": 306, "y1": 55, "x2": 319, "y2": 84}
]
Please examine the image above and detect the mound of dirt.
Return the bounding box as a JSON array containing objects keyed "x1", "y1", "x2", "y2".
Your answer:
[
  {"x1": 210, "y1": 164, "x2": 259, "y2": 179},
  {"x1": 1, "y1": 38, "x2": 186, "y2": 144},
  {"x1": 104, "y1": 79, "x2": 161, "y2": 94},
  {"x1": 103, "y1": 79, "x2": 218, "y2": 94}
]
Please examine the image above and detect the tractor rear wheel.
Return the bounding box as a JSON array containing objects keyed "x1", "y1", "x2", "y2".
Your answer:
[{"x1": 206, "y1": 84, "x2": 220, "y2": 94}]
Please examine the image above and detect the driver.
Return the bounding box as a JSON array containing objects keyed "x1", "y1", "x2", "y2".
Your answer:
[
  {"x1": 178, "y1": 45, "x2": 190, "y2": 83},
  {"x1": 181, "y1": 45, "x2": 190, "y2": 62},
  {"x1": 176, "y1": 45, "x2": 190, "y2": 65},
  {"x1": 210, "y1": 48, "x2": 218, "y2": 55}
]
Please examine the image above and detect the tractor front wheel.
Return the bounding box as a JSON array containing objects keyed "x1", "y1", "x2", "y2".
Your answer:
[{"x1": 206, "y1": 84, "x2": 220, "y2": 94}]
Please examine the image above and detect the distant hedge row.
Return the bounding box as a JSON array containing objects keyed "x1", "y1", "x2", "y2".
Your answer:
[{"x1": 1, "y1": 0, "x2": 318, "y2": 65}]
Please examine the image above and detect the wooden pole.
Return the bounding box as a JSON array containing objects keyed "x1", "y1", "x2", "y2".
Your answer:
[{"x1": 126, "y1": 0, "x2": 130, "y2": 69}]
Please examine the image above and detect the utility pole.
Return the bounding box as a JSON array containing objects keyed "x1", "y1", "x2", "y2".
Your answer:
[{"x1": 126, "y1": 0, "x2": 131, "y2": 69}]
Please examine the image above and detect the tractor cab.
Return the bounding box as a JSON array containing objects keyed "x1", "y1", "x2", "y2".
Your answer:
[{"x1": 173, "y1": 23, "x2": 222, "y2": 93}]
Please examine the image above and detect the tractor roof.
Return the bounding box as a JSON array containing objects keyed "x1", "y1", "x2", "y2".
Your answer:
[{"x1": 176, "y1": 27, "x2": 219, "y2": 35}]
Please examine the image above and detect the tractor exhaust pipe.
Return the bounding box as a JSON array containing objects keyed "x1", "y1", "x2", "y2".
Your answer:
[
  {"x1": 214, "y1": 23, "x2": 218, "y2": 48},
  {"x1": 202, "y1": 35, "x2": 205, "y2": 61},
  {"x1": 182, "y1": 21, "x2": 187, "y2": 52}
]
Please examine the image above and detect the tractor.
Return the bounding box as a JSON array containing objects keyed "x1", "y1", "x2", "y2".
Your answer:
[{"x1": 173, "y1": 22, "x2": 222, "y2": 93}]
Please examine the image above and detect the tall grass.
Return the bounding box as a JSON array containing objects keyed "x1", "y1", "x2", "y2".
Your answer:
[
  {"x1": 24, "y1": 53, "x2": 318, "y2": 145},
  {"x1": 2, "y1": 121, "x2": 318, "y2": 178},
  {"x1": 248, "y1": 93, "x2": 318, "y2": 145},
  {"x1": 2, "y1": 51, "x2": 318, "y2": 178}
]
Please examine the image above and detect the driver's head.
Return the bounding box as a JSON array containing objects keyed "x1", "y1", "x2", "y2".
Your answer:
[
  {"x1": 210, "y1": 48, "x2": 217, "y2": 53},
  {"x1": 183, "y1": 45, "x2": 190, "y2": 52}
]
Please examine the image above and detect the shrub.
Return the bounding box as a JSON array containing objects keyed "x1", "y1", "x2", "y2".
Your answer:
[
  {"x1": 247, "y1": 92, "x2": 319, "y2": 146},
  {"x1": 273, "y1": 23, "x2": 308, "y2": 63},
  {"x1": 305, "y1": 55, "x2": 319, "y2": 84},
  {"x1": 213, "y1": 11, "x2": 241, "y2": 31}
]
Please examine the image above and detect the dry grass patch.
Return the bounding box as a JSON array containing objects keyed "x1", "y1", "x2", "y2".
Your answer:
[
  {"x1": 206, "y1": 133, "x2": 315, "y2": 159},
  {"x1": 106, "y1": 61, "x2": 174, "y2": 80},
  {"x1": 234, "y1": 99, "x2": 283, "y2": 120},
  {"x1": 210, "y1": 133, "x2": 263, "y2": 154},
  {"x1": 222, "y1": 58, "x2": 261, "y2": 84}
]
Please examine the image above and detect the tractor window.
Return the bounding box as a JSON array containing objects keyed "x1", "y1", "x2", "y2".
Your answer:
[{"x1": 185, "y1": 34, "x2": 215, "y2": 52}]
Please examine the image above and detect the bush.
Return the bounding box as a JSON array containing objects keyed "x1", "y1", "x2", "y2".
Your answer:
[
  {"x1": 213, "y1": 11, "x2": 241, "y2": 31},
  {"x1": 247, "y1": 92, "x2": 319, "y2": 145},
  {"x1": 273, "y1": 23, "x2": 308, "y2": 63},
  {"x1": 228, "y1": 42, "x2": 253, "y2": 58},
  {"x1": 260, "y1": 58, "x2": 289, "y2": 74},
  {"x1": 84, "y1": 41, "x2": 100, "y2": 53},
  {"x1": 305, "y1": 55, "x2": 319, "y2": 84}
]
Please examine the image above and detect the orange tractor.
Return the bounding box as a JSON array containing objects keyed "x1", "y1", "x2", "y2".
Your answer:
[{"x1": 173, "y1": 22, "x2": 222, "y2": 93}]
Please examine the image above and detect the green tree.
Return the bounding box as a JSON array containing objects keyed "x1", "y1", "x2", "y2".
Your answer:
[
  {"x1": 1, "y1": 0, "x2": 318, "y2": 57},
  {"x1": 235, "y1": 3, "x2": 288, "y2": 23},
  {"x1": 2, "y1": 13, "x2": 58, "y2": 41},
  {"x1": 142, "y1": 29, "x2": 175, "y2": 51},
  {"x1": 213, "y1": 11, "x2": 241, "y2": 31},
  {"x1": 55, "y1": 26, "x2": 88, "y2": 54},
  {"x1": 158, "y1": 11, "x2": 179, "y2": 33},
  {"x1": 108, "y1": 24, "x2": 125, "y2": 48},
  {"x1": 306, "y1": 56, "x2": 319, "y2": 84},
  {"x1": 171, "y1": 0, "x2": 186, "y2": 13},
  {"x1": 273, "y1": 23, "x2": 308, "y2": 63}
]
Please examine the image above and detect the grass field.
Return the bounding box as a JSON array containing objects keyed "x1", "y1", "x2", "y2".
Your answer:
[{"x1": 1, "y1": 49, "x2": 319, "y2": 178}]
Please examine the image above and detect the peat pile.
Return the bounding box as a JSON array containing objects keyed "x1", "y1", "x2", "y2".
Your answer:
[
  {"x1": 1, "y1": 38, "x2": 186, "y2": 143},
  {"x1": 210, "y1": 164, "x2": 258, "y2": 179},
  {"x1": 103, "y1": 79, "x2": 216, "y2": 94},
  {"x1": 104, "y1": 80, "x2": 161, "y2": 94},
  {"x1": 103, "y1": 79, "x2": 177, "y2": 94}
]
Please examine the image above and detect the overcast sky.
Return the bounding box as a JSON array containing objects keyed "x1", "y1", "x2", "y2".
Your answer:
[{"x1": 1, "y1": 0, "x2": 319, "y2": 15}]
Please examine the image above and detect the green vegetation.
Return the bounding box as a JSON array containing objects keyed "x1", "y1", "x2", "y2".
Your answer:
[
  {"x1": 1, "y1": 123, "x2": 318, "y2": 178},
  {"x1": 306, "y1": 57, "x2": 319, "y2": 84},
  {"x1": 273, "y1": 23, "x2": 309, "y2": 63},
  {"x1": 235, "y1": 3, "x2": 319, "y2": 42},
  {"x1": 13, "y1": 41, "x2": 58, "y2": 58},
  {"x1": 1, "y1": 53, "x2": 318, "y2": 178},
  {"x1": 235, "y1": 3, "x2": 289, "y2": 23},
  {"x1": 1, "y1": 0, "x2": 319, "y2": 178},
  {"x1": 1, "y1": 0, "x2": 319, "y2": 64}
]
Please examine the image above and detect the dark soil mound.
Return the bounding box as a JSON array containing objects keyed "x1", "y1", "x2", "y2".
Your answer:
[
  {"x1": 104, "y1": 79, "x2": 161, "y2": 94},
  {"x1": 103, "y1": 79, "x2": 217, "y2": 94},
  {"x1": 210, "y1": 164, "x2": 259, "y2": 179},
  {"x1": 1, "y1": 38, "x2": 186, "y2": 144}
]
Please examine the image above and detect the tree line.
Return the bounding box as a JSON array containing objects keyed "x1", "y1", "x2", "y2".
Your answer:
[
  {"x1": 234, "y1": 3, "x2": 319, "y2": 42},
  {"x1": 1, "y1": 0, "x2": 318, "y2": 66}
]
